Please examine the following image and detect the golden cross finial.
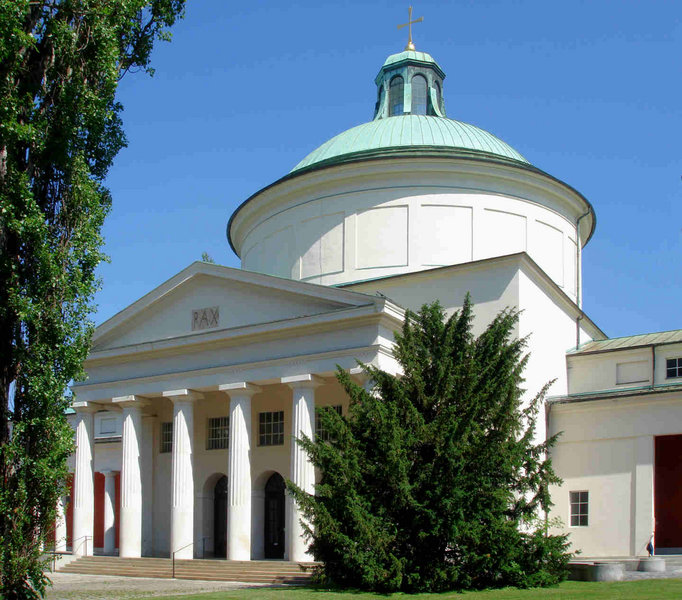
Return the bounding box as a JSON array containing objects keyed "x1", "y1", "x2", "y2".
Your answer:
[{"x1": 397, "y1": 6, "x2": 423, "y2": 51}]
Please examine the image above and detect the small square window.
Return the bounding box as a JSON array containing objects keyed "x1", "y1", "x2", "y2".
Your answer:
[
  {"x1": 259, "y1": 411, "x2": 284, "y2": 446},
  {"x1": 207, "y1": 416, "x2": 229, "y2": 450},
  {"x1": 316, "y1": 405, "x2": 342, "y2": 442},
  {"x1": 666, "y1": 358, "x2": 682, "y2": 379},
  {"x1": 570, "y1": 490, "x2": 589, "y2": 527},
  {"x1": 160, "y1": 422, "x2": 173, "y2": 453}
]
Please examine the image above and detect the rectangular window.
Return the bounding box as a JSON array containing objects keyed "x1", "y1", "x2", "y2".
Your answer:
[
  {"x1": 207, "y1": 416, "x2": 229, "y2": 450},
  {"x1": 160, "y1": 422, "x2": 173, "y2": 454},
  {"x1": 259, "y1": 411, "x2": 284, "y2": 447},
  {"x1": 666, "y1": 358, "x2": 682, "y2": 379},
  {"x1": 316, "y1": 405, "x2": 342, "y2": 442},
  {"x1": 570, "y1": 490, "x2": 589, "y2": 526}
]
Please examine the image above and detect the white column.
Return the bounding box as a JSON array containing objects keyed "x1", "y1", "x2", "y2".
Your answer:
[
  {"x1": 141, "y1": 415, "x2": 155, "y2": 556},
  {"x1": 55, "y1": 495, "x2": 67, "y2": 552},
  {"x1": 282, "y1": 374, "x2": 322, "y2": 562},
  {"x1": 163, "y1": 389, "x2": 202, "y2": 560},
  {"x1": 102, "y1": 470, "x2": 118, "y2": 555},
  {"x1": 219, "y1": 382, "x2": 261, "y2": 561},
  {"x1": 72, "y1": 402, "x2": 96, "y2": 556},
  {"x1": 113, "y1": 395, "x2": 148, "y2": 558}
]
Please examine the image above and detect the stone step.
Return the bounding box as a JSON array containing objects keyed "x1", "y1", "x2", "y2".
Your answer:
[{"x1": 59, "y1": 556, "x2": 314, "y2": 584}]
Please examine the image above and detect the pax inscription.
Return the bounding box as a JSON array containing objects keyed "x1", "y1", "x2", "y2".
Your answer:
[{"x1": 192, "y1": 306, "x2": 219, "y2": 331}]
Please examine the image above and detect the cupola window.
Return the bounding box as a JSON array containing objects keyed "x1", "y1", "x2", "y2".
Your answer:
[
  {"x1": 389, "y1": 75, "x2": 404, "y2": 116},
  {"x1": 376, "y1": 85, "x2": 384, "y2": 115},
  {"x1": 411, "y1": 75, "x2": 428, "y2": 115}
]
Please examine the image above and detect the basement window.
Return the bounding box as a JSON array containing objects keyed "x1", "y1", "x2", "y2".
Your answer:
[
  {"x1": 666, "y1": 358, "x2": 682, "y2": 379},
  {"x1": 569, "y1": 490, "x2": 589, "y2": 527},
  {"x1": 258, "y1": 411, "x2": 284, "y2": 446},
  {"x1": 207, "y1": 416, "x2": 229, "y2": 450}
]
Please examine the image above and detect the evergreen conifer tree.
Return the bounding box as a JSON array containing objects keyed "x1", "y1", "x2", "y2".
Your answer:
[{"x1": 289, "y1": 297, "x2": 570, "y2": 592}]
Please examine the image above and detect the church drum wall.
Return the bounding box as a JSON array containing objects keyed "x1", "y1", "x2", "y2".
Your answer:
[{"x1": 231, "y1": 159, "x2": 589, "y2": 303}]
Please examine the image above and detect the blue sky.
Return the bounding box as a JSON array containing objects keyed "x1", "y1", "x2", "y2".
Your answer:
[{"x1": 99, "y1": 0, "x2": 681, "y2": 339}]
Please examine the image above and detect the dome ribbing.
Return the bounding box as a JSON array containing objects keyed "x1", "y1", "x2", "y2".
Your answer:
[{"x1": 291, "y1": 115, "x2": 529, "y2": 173}]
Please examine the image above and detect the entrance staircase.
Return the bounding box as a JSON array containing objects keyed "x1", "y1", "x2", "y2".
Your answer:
[{"x1": 58, "y1": 556, "x2": 315, "y2": 584}]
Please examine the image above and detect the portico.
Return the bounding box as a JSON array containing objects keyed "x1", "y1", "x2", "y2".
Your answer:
[{"x1": 66, "y1": 262, "x2": 403, "y2": 559}]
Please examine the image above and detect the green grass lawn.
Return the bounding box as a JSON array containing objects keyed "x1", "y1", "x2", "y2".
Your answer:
[{"x1": 142, "y1": 579, "x2": 682, "y2": 600}]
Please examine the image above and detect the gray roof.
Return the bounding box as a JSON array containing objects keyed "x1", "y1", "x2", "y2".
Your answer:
[{"x1": 570, "y1": 329, "x2": 682, "y2": 355}]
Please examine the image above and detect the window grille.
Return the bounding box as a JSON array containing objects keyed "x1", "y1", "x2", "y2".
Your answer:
[
  {"x1": 569, "y1": 490, "x2": 589, "y2": 526},
  {"x1": 666, "y1": 357, "x2": 682, "y2": 379},
  {"x1": 316, "y1": 405, "x2": 342, "y2": 442},
  {"x1": 160, "y1": 422, "x2": 173, "y2": 453},
  {"x1": 259, "y1": 411, "x2": 284, "y2": 446},
  {"x1": 207, "y1": 416, "x2": 229, "y2": 450}
]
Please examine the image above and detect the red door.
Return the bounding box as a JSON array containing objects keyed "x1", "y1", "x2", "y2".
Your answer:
[{"x1": 654, "y1": 434, "x2": 682, "y2": 552}]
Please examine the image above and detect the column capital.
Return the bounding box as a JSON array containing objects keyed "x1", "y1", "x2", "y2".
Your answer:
[
  {"x1": 162, "y1": 389, "x2": 204, "y2": 403},
  {"x1": 218, "y1": 382, "x2": 262, "y2": 398},
  {"x1": 281, "y1": 374, "x2": 324, "y2": 390},
  {"x1": 112, "y1": 395, "x2": 150, "y2": 409},
  {"x1": 71, "y1": 401, "x2": 100, "y2": 414}
]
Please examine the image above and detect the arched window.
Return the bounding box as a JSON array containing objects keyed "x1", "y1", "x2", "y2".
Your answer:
[
  {"x1": 376, "y1": 85, "x2": 384, "y2": 115},
  {"x1": 434, "y1": 81, "x2": 442, "y2": 114},
  {"x1": 411, "y1": 75, "x2": 428, "y2": 115},
  {"x1": 389, "y1": 76, "x2": 404, "y2": 116}
]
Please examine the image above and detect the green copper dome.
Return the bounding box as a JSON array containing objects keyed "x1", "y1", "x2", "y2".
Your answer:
[
  {"x1": 381, "y1": 50, "x2": 441, "y2": 71},
  {"x1": 291, "y1": 115, "x2": 529, "y2": 173}
]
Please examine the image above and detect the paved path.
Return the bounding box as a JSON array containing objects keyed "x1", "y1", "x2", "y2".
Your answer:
[
  {"x1": 623, "y1": 566, "x2": 682, "y2": 581},
  {"x1": 45, "y1": 572, "x2": 263, "y2": 600}
]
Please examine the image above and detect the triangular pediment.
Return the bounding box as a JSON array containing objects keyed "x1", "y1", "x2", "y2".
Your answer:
[{"x1": 92, "y1": 262, "x2": 375, "y2": 352}]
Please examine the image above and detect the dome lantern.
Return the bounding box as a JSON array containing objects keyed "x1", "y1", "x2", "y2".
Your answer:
[{"x1": 373, "y1": 50, "x2": 446, "y2": 120}]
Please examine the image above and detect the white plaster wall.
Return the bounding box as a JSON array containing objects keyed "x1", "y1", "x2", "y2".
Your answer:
[
  {"x1": 517, "y1": 268, "x2": 593, "y2": 442},
  {"x1": 568, "y1": 349, "x2": 653, "y2": 395},
  {"x1": 231, "y1": 159, "x2": 591, "y2": 302},
  {"x1": 549, "y1": 393, "x2": 682, "y2": 557},
  {"x1": 567, "y1": 342, "x2": 682, "y2": 396},
  {"x1": 549, "y1": 437, "x2": 635, "y2": 556},
  {"x1": 346, "y1": 259, "x2": 520, "y2": 337}
]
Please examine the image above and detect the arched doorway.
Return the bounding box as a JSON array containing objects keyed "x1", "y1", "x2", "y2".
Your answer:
[
  {"x1": 264, "y1": 473, "x2": 285, "y2": 559},
  {"x1": 214, "y1": 476, "x2": 228, "y2": 558}
]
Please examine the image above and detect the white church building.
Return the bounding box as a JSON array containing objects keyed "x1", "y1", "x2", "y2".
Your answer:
[{"x1": 59, "y1": 45, "x2": 682, "y2": 563}]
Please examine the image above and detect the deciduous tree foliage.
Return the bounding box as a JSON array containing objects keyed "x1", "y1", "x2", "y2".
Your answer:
[
  {"x1": 289, "y1": 298, "x2": 570, "y2": 592},
  {"x1": 0, "y1": 1, "x2": 184, "y2": 597}
]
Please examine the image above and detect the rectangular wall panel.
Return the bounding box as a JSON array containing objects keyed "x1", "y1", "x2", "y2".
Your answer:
[
  {"x1": 421, "y1": 204, "x2": 472, "y2": 266},
  {"x1": 299, "y1": 213, "x2": 344, "y2": 279},
  {"x1": 565, "y1": 237, "x2": 577, "y2": 295},
  {"x1": 356, "y1": 206, "x2": 408, "y2": 269},
  {"x1": 616, "y1": 361, "x2": 649, "y2": 385},
  {"x1": 533, "y1": 220, "x2": 564, "y2": 286},
  {"x1": 482, "y1": 209, "x2": 526, "y2": 258},
  {"x1": 263, "y1": 226, "x2": 294, "y2": 278}
]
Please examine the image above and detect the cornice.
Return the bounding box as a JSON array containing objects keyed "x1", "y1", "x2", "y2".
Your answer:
[{"x1": 84, "y1": 301, "x2": 404, "y2": 368}]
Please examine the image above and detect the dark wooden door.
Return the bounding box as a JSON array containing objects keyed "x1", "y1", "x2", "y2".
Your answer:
[
  {"x1": 654, "y1": 435, "x2": 682, "y2": 552},
  {"x1": 264, "y1": 473, "x2": 285, "y2": 559},
  {"x1": 214, "y1": 476, "x2": 228, "y2": 558}
]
